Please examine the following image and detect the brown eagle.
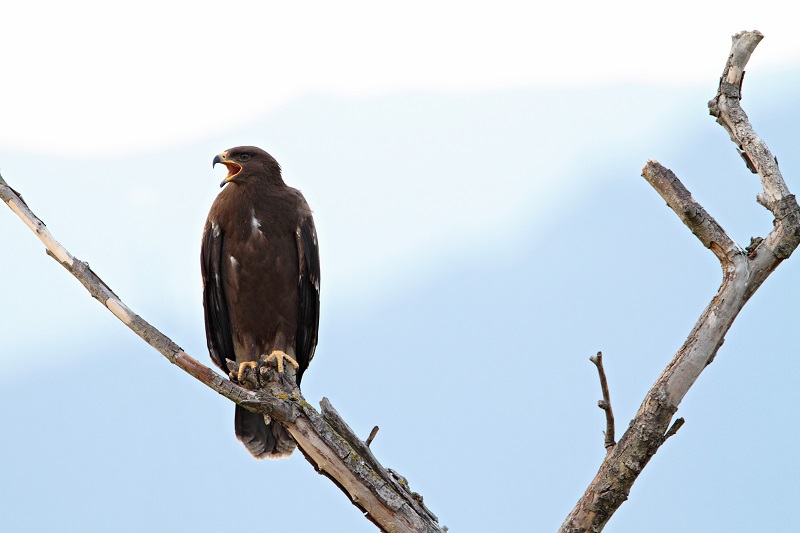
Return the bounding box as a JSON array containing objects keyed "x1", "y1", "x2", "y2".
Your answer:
[{"x1": 201, "y1": 146, "x2": 320, "y2": 459}]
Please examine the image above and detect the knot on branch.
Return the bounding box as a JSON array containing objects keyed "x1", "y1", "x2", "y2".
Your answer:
[
  {"x1": 681, "y1": 204, "x2": 702, "y2": 222},
  {"x1": 746, "y1": 236, "x2": 763, "y2": 258},
  {"x1": 708, "y1": 98, "x2": 720, "y2": 117}
]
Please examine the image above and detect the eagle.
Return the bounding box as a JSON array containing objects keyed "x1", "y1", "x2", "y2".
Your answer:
[{"x1": 201, "y1": 146, "x2": 320, "y2": 459}]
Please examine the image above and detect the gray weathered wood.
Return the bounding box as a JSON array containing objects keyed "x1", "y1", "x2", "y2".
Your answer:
[{"x1": 559, "y1": 30, "x2": 800, "y2": 532}]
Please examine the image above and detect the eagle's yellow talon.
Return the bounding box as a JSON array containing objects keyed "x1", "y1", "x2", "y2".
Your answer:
[
  {"x1": 264, "y1": 350, "x2": 299, "y2": 374},
  {"x1": 236, "y1": 361, "x2": 259, "y2": 382}
]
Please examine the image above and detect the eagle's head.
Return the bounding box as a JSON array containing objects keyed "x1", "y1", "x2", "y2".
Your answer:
[{"x1": 213, "y1": 146, "x2": 282, "y2": 188}]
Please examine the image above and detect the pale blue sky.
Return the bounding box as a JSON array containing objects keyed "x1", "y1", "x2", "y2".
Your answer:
[{"x1": 2, "y1": 3, "x2": 800, "y2": 532}]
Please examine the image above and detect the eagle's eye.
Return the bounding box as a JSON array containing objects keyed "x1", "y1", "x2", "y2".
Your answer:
[{"x1": 239, "y1": 153, "x2": 251, "y2": 162}]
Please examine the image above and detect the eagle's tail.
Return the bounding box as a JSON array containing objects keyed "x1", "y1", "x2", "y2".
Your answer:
[{"x1": 234, "y1": 405, "x2": 296, "y2": 459}]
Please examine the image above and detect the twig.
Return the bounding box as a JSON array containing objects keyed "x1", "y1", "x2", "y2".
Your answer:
[
  {"x1": 589, "y1": 352, "x2": 616, "y2": 448},
  {"x1": 366, "y1": 426, "x2": 380, "y2": 447},
  {"x1": 0, "y1": 171, "x2": 444, "y2": 533},
  {"x1": 663, "y1": 418, "x2": 685, "y2": 442}
]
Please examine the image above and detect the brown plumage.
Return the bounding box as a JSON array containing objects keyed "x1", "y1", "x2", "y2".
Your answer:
[{"x1": 201, "y1": 146, "x2": 320, "y2": 459}]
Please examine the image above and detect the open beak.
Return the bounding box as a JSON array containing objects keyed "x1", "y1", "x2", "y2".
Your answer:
[{"x1": 213, "y1": 152, "x2": 242, "y2": 187}]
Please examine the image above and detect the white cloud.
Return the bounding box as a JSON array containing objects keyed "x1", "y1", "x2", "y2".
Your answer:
[{"x1": 2, "y1": 0, "x2": 798, "y2": 155}]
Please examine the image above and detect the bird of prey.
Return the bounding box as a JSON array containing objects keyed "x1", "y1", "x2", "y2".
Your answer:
[{"x1": 201, "y1": 146, "x2": 320, "y2": 459}]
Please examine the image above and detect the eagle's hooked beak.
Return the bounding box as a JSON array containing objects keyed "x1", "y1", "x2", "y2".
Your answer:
[{"x1": 213, "y1": 152, "x2": 243, "y2": 188}]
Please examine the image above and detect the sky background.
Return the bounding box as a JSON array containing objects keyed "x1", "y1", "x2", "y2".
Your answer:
[{"x1": 2, "y1": 2, "x2": 800, "y2": 532}]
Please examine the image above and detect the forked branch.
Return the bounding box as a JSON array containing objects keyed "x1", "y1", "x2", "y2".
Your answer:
[
  {"x1": 559, "y1": 31, "x2": 800, "y2": 532},
  {"x1": 0, "y1": 175, "x2": 444, "y2": 533}
]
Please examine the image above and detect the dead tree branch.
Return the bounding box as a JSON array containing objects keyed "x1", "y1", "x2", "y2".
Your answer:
[
  {"x1": 589, "y1": 352, "x2": 615, "y2": 448},
  {"x1": 559, "y1": 30, "x2": 800, "y2": 533},
  {"x1": 0, "y1": 174, "x2": 444, "y2": 533}
]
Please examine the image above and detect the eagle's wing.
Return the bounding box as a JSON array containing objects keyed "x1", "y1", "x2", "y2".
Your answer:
[
  {"x1": 201, "y1": 220, "x2": 235, "y2": 372},
  {"x1": 295, "y1": 215, "x2": 320, "y2": 384}
]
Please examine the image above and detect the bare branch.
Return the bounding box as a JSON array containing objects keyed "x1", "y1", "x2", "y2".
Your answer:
[
  {"x1": 708, "y1": 31, "x2": 791, "y2": 212},
  {"x1": 559, "y1": 31, "x2": 800, "y2": 533},
  {"x1": 642, "y1": 161, "x2": 739, "y2": 265},
  {"x1": 589, "y1": 352, "x2": 615, "y2": 448},
  {"x1": 0, "y1": 171, "x2": 444, "y2": 533}
]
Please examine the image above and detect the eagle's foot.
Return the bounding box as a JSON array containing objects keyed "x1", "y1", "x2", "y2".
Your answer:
[
  {"x1": 262, "y1": 350, "x2": 299, "y2": 374},
  {"x1": 233, "y1": 361, "x2": 259, "y2": 385}
]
